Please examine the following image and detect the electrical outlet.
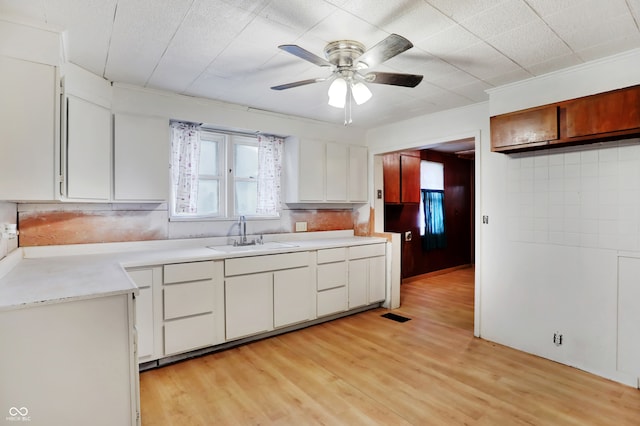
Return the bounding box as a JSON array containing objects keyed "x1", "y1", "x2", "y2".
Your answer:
[
  {"x1": 553, "y1": 332, "x2": 563, "y2": 346},
  {"x1": 377, "y1": 189, "x2": 382, "y2": 199},
  {"x1": 295, "y1": 221, "x2": 307, "y2": 232},
  {"x1": 482, "y1": 215, "x2": 489, "y2": 224}
]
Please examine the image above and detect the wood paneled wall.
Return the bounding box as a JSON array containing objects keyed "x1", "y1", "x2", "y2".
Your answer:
[{"x1": 384, "y1": 150, "x2": 474, "y2": 278}]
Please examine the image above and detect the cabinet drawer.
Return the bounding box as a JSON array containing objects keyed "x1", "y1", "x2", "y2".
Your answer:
[
  {"x1": 164, "y1": 281, "x2": 214, "y2": 320},
  {"x1": 224, "y1": 251, "x2": 309, "y2": 276},
  {"x1": 317, "y1": 287, "x2": 347, "y2": 317},
  {"x1": 164, "y1": 261, "x2": 215, "y2": 284},
  {"x1": 164, "y1": 313, "x2": 215, "y2": 355},
  {"x1": 317, "y1": 247, "x2": 346, "y2": 264},
  {"x1": 317, "y1": 262, "x2": 347, "y2": 291},
  {"x1": 127, "y1": 268, "x2": 153, "y2": 288},
  {"x1": 349, "y1": 243, "x2": 386, "y2": 260}
]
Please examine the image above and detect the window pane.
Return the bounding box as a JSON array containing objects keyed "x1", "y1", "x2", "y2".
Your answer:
[
  {"x1": 197, "y1": 179, "x2": 219, "y2": 215},
  {"x1": 234, "y1": 144, "x2": 258, "y2": 178},
  {"x1": 235, "y1": 181, "x2": 257, "y2": 215},
  {"x1": 199, "y1": 140, "x2": 218, "y2": 176}
]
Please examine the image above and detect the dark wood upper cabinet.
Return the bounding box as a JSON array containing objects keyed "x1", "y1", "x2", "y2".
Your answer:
[
  {"x1": 491, "y1": 105, "x2": 558, "y2": 151},
  {"x1": 565, "y1": 86, "x2": 640, "y2": 138},
  {"x1": 383, "y1": 152, "x2": 420, "y2": 204},
  {"x1": 491, "y1": 84, "x2": 640, "y2": 153}
]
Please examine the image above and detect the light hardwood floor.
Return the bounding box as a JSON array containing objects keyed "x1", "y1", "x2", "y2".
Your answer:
[{"x1": 140, "y1": 267, "x2": 640, "y2": 425}]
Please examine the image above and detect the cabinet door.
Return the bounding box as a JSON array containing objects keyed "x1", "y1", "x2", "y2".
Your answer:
[
  {"x1": 0, "y1": 56, "x2": 56, "y2": 200},
  {"x1": 400, "y1": 155, "x2": 421, "y2": 204},
  {"x1": 349, "y1": 145, "x2": 368, "y2": 202},
  {"x1": 114, "y1": 114, "x2": 169, "y2": 201},
  {"x1": 225, "y1": 273, "x2": 273, "y2": 340},
  {"x1": 65, "y1": 95, "x2": 111, "y2": 200},
  {"x1": 348, "y1": 258, "x2": 368, "y2": 308},
  {"x1": 368, "y1": 256, "x2": 386, "y2": 303},
  {"x1": 566, "y1": 86, "x2": 640, "y2": 138},
  {"x1": 298, "y1": 140, "x2": 325, "y2": 201},
  {"x1": 383, "y1": 153, "x2": 400, "y2": 203},
  {"x1": 127, "y1": 267, "x2": 162, "y2": 362},
  {"x1": 490, "y1": 105, "x2": 558, "y2": 151},
  {"x1": 274, "y1": 267, "x2": 314, "y2": 328},
  {"x1": 326, "y1": 143, "x2": 348, "y2": 201}
]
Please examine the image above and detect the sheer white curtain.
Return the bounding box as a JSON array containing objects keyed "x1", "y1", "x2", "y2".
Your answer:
[
  {"x1": 256, "y1": 135, "x2": 284, "y2": 215},
  {"x1": 170, "y1": 121, "x2": 201, "y2": 214}
]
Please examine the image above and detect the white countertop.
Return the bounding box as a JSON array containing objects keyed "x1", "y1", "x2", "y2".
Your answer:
[{"x1": 0, "y1": 231, "x2": 387, "y2": 312}]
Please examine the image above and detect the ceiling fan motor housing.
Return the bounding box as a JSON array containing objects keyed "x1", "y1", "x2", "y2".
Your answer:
[{"x1": 324, "y1": 40, "x2": 366, "y2": 69}]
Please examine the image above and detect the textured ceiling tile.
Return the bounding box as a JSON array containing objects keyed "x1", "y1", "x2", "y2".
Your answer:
[
  {"x1": 306, "y1": 8, "x2": 388, "y2": 46},
  {"x1": 488, "y1": 20, "x2": 571, "y2": 67},
  {"x1": 105, "y1": 0, "x2": 193, "y2": 86},
  {"x1": 147, "y1": 1, "x2": 257, "y2": 92},
  {"x1": 258, "y1": 0, "x2": 337, "y2": 33},
  {"x1": 427, "y1": 0, "x2": 510, "y2": 22},
  {"x1": 527, "y1": 0, "x2": 629, "y2": 17},
  {"x1": 429, "y1": 67, "x2": 478, "y2": 88},
  {"x1": 576, "y1": 33, "x2": 640, "y2": 62},
  {"x1": 340, "y1": 0, "x2": 417, "y2": 28},
  {"x1": 381, "y1": 2, "x2": 456, "y2": 44},
  {"x1": 545, "y1": 9, "x2": 639, "y2": 52},
  {"x1": 461, "y1": 0, "x2": 539, "y2": 39},
  {"x1": 44, "y1": 0, "x2": 117, "y2": 75},
  {"x1": 484, "y1": 68, "x2": 533, "y2": 86},
  {"x1": 450, "y1": 79, "x2": 493, "y2": 102},
  {"x1": 525, "y1": 52, "x2": 583, "y2": 76},
  {"x1": 447, "y1": 41, "x2": 520, "y2": 80},
  {"x1": 416, "y1": 25, "x2": 483, "y2": 57}
]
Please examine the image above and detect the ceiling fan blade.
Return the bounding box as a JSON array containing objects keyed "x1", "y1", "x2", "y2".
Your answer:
[
  {"x1": 364, "y1": 72, "x2": 423, "y2": 87},
  {"x1": 278, "y1": 45, "x2": 332, "y2": 67},
  {"x1": 271, "y1": 77, "x2": 327, "y2": 90},
  {"x1": 355, "y1": 34, "x2": 413, "y2": 68}
]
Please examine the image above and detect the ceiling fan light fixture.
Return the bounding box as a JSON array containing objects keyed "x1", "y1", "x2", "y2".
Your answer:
[
  {"x1": 351, "y1": 81, "x2": 372, "y2": 105},
  {"x1": 328, "y1": 77, "x2": 347, "y2": 108}
]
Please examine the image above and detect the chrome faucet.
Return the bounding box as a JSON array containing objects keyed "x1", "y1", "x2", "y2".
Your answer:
[{"x1": 239, "y1": 215, "x2": 247, "y2": 245}]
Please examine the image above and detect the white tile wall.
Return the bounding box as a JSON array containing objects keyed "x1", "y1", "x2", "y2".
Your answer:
[{"x1": 506, "y1": 138, "x2": 640, "y2": 251}]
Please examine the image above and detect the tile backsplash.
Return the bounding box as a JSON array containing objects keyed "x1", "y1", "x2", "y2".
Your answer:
[{"x1": 506, "y1": 138, "x2": 640, "y2": 252}]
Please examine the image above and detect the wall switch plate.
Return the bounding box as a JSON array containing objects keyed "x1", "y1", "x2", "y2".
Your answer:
[
  {"x1": 377, "y1": 189, "x2": 382, "y2": 199},
  {"x1": 405, "y1": 231, "x2": 412, "y2": 241},
  {"x1": 295, "y1": 221, "x2": 307, "y2": 232}
]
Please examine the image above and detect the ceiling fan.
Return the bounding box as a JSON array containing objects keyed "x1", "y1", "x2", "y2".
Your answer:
[{"x1": 271, "y1": 34, "x2": 423, "y2": 124}]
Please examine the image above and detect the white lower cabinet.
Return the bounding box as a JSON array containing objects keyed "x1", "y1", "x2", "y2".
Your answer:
[
  {"x1": 316, "y1": 247, "x2": 348, "y2": 317},
  {"x1": 274, "y1": 267, "x2": 314, "y2": 328},
  {"x1": 224, "y1": 252, "x2": 314, "y2": 341},
  {"x1": 348, "y1": 244, "x2": 387, "y2": 308},
  {"x1": 225, "y1": 272, "x2": 274, "y2": 340},
  {"x1": 127, "y1": 267, "x2": 162, "y2": 362},
  {"x1": 0, "y1": 294, "x2": 139, "y2": 425},
  {"x1": 162, "y1": 261, "x2": 224, "y2": 356},
  {"x1": 127, "y1": 242, "x2": 387, "y2": 365}
]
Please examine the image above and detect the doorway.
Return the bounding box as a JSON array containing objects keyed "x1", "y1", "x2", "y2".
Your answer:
[{"x1": 373, "y1": 135, "x2": 478, "y2": 334}]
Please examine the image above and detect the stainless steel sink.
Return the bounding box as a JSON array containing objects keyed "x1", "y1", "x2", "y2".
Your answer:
[{"x1": 207, "y1": 241, "x2": 299, "y2": 253}]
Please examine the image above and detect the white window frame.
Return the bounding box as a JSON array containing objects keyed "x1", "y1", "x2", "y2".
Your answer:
[
  {"x1": 228, "y1": 136, "x2": 259, "y2": 218},
  {"x1": 170, "y1": 128, "x2": 280, "y2": 221}
]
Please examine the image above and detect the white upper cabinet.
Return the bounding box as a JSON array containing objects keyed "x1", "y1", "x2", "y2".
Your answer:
[
  {"x1": 348, "y1": 145, "x2": 368, "y2": 202},
  {"x1": 0, "y1": 56, "x2": 57, "y2": 201},
  {"x1": 113, "y1": 113, "x2": 169, "y2": 201},
  {"x1": 61, "y1": 63, "x2": 112, "y2": 201},
  {"x1": 284, "y1": 137, "x2": 368, "y2": 205},
  {"x1": 65, "y1": 95, "x2": 112, "y2": 200}
]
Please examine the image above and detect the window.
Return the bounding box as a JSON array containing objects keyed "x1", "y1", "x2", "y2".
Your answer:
[
  {"x1": 419, "y1": 160, "x2": 446, "y2": 250},
  {"x1": 170, "y1": 122, "x2": 282, "y2": 219}
]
